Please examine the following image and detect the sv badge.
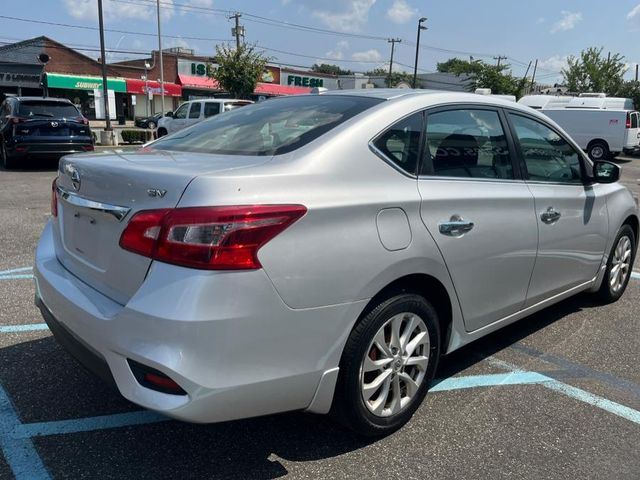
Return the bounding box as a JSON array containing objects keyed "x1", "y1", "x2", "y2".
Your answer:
[{"x1": 147, "y1": 188, "x2": 167, "y2": 198}]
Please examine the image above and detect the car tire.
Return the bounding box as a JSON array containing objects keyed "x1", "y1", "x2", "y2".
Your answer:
[
  {"x1": 1, "y1": 140, "x2": 16, "y2": 170},
  {"x1": 331, "y1": 293, "x2": 440, "y2": 437},
  {"x1": 596, "y1": 224, "x2": 636, "y2": 303},
  {"x1": 147, "y1": 121, "x2": 156, "y2": 130},
  {"x1": 157, "y1": 127, "x2": 167, "y2": 137},
  {"x1": 588, "y1": 141, "x2": 609, "y2": 161}
]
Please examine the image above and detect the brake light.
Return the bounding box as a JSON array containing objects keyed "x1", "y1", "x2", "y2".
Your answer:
[
  {"x1": 626, "y1": 113, "x2": 631, "y2": 129},
  {"x1": 119, "y1": 205, "x2": 307, "y2": 270},
  {"x1": 82, "y1": 145, "x2": 94, "y2": 151},
  {"x1": 51, "y1": 178, "x2": 58, "y2": 217},
  {"x1": 74, "y1": 116, "x2": 89, "y2": 125}
]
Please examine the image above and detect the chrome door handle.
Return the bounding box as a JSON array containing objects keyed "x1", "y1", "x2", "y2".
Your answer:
[
  {"x1": 540, "y1": 207, "x2": 561, "y2": 224},
  {"x1": 439, "y1": 215, "x2": 474, "y2": 237}
]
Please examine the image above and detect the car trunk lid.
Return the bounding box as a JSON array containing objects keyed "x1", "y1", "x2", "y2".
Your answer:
[{"x1": 54, "y1": 150, "x2": 271, "y2": 305}]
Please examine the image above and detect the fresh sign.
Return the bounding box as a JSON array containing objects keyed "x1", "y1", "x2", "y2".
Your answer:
[{"x1": 287, "y1": 75, "x2": 324, "y2": 88}]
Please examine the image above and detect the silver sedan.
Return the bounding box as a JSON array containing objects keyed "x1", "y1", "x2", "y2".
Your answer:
[{"x1": 35, "y1": 90, "x2": 638, "y2": 436}]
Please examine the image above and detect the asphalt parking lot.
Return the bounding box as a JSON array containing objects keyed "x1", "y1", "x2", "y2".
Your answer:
[{"x1": 0, "y1": 155, "x2": 638, "y2": 480}]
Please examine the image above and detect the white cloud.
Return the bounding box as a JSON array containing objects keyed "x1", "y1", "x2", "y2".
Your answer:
[
  {"x1": 627, "y1": 4, "x2": 640, "y2": 22},
  {"x1": 550, "y1": 11, "x2": 582, "y2": 33},
  {"x1": 311, "y1": 0, "x2": 376, "y2": 32},
  {"x1": 325, "y1": 40, "x2": 349, "y2": 60},
  {"x1": 166, "y1": 37, "x2": 191, "y2": 51},
  {"x1": 537, "y1": 17, "x2": 545, "y2": 24},
  {"x1": 538, "y1": 55, "x2": 569, "y2": 73},
  {"x1": 63, "y1": 0, "x2": 175, "y2": 22},
  {"x1": 352, "y1": 49, "x2": 381, "y2": 62},
  {"x1": 386, "y1": 0, "x2": 417, "y2": 24}
]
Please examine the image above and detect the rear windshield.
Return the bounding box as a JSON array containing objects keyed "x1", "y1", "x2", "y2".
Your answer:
[
  {"x1": 17, "y1": 101, "x2": 79, "y2": 118},
  {"x1": 150, "y1": 95, "x2": 383, "y2": 156}
]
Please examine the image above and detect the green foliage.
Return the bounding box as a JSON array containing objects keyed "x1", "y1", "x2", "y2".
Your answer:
[
  {"x1": 120, "y1": 130, "x2": 148, "y2": 144},
  {"x1": 364, "y1": 68, "x2": 413, "y2": 87},
  {"x1": 437, "y1": 57, "x2": 523, "y2": 97},
  {"x1": 311, "y1": 63, "x2": 352, "y2": 75},
  {"x1": 617, "y1": 81, "x2": 640, "y2": 110},
  {"x1": 562, "y1": 47, "x2": 626, "y2": 95},
  {"x1": 212, "y1": 43, "x2": 270, "y2": 99}
]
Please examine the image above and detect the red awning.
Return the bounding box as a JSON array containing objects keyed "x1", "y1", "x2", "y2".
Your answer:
[
  {"x1": 178, "y1": 74, "x2": 220, "y2": 90},
  {"x1": 254, "y1": 83, "x2": 311, "y2": 96},
  {"x1": 125, "y1": 78, "x2": 182, "y2": 97}
]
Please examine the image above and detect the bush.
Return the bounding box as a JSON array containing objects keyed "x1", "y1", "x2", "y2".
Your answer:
[{"x1": 120, "y1": 130, "x2": 148, "y2": 144}]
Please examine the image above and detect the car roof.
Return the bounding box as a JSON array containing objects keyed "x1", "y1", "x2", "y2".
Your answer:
[
  {"x1": 12, "y1": 96, "x2": 74, "y2": 104},
  {"x1": 186, "y1": 98, "x2": 250, "y2": 103}
]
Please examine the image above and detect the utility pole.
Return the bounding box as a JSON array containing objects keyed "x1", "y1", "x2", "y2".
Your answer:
[
  {"x1": 530, "y1": 59, "x2": 538, "y2": 92},
  {"x1": 97, "y1": 0, "x2": 111, "y2": 133},
  {"x1": 230, "y1": 13, "x2": 244, "y2": 49},
  {"x1": 387, "y1": 38, "x2": 401, "y2": 87},
  {"x1": 635, "y1": 64, "x2": 638, "y2": 82},
  {"x1": 493, "y1": 55, "x2": 507, "y2": 68},
  {"x1": 156, "y1": 0, "x2": 165, "y2": 115},
  {"x1": 520, "y1": 60, "x2": 532, "y2": 95},
  {"x1": 412, "y1": 17, "x2": 427, "y2": 89}
]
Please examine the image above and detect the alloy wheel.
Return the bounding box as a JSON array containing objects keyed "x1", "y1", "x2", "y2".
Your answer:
[
  {"x1": 359, "y1": 312, "x2": 429, "y2": 417},
  {"x1": 610, "y1": 235, "x2": 632, "y2": 293}
]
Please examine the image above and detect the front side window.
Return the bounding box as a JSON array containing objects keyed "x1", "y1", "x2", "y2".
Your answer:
[
  {"x1": 372, "y1": 112, "x2": 422, "y2": 174},
  {"x1": 173, "y1": 103, "x2": 189, "y2": 119},
  {"x1": 188, "y1": 102, "x2": 201, "y2": 119},
  {"x1": 422, "y1": 109, "x2": 513, "y2": 179},
  {"x1": 151, "y1": 95, "x2": 382, "y2": 156},
  {"x1": 204, "y1": 102, "x2": 220, "y2": 118},
  {"x1": 509, "y1": 113, "x2": 583, "y2": 184}
]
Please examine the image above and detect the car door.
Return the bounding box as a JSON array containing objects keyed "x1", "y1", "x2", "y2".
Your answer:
[
  {"x1": 506, "y1": 112, "x2": 609, "y2": 306},
  {"x1": 168, "y1": 102, "x2": 189, "y2": 133},
  {"x1": 203, "y1": 102, "x2": 221, "y2": 119},
  {"x1": 417, "y1": 106, "x2": 538, "y2": 332},
  {"x1": 185, "y1": 102, "x2": 202, "y2": 128},
  {"x1": 624, "y1": 111, "x2": 640, "y2": 150}
]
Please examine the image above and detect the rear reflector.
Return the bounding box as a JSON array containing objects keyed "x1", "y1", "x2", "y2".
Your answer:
[
  {"x1": 51, "y1": 178, "x2": 58, "y2": 217},
  {"x1": 81, "y1": 145, "x2": 94, "y2": 151},
  {"x1": 127, "y1": 359, "x2": 187, "y2": 395},
  {"x1": 120, "y1": 205, "x2": 307, "y2": 270}
]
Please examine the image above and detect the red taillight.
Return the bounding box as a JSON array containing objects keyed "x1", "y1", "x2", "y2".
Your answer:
[
  {"x1": 626, "y1": 113, "x2": 631, "y2": 129},
  {"x1": 81, "y1": 145, "x2": 94, "y2": 151},
  {"x1": 144, "y1": 373, "x2": 184, "y2": 393},
  {"x1": 51, "y1": 178, "x2": 58, "y2": 217},
  {"x1": 119, "y1": 205, "x2": 307, "y2": 270},
  {"x1": 74, "y1": 116, "x2": 89, "y2": 125}
]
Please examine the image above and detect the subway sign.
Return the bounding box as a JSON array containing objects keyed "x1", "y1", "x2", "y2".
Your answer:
[{"x1": 286, "y1": 75, "x2": 324, "y2": 88}]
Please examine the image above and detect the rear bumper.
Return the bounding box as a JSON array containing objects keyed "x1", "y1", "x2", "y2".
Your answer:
[
  {"x1": 34, "y1": 220, "x2": 365, "y2": 422},
  {"x1": 8, "y1": 141, "x2": 94, "y2": 158}
]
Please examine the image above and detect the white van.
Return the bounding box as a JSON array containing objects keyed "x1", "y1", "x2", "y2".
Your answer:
[
  {"x1": 540, "y1": 106, "x2": 640, "y2": 159},
  {"x1": 518, "y1": 95, "x2": 573, "y2": 110},
  {"x1": 157, "y1": 98, "x2": 253, "y2": 137}
]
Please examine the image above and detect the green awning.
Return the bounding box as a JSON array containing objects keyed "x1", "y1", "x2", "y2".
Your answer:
[{"x1": 46, "y1": 73, "x2": 127, "y2": 92}]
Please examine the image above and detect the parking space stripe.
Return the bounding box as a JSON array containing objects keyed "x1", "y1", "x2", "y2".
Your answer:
[
  {"x1": 16, "y1": 411, "x2": 169, "y2": 439},
  {"x1": 632, "y1": 271, "x2": 640, "y2": 280},
  {"x1": 0, "y1": 385, "x2": 50, "y2": 480},
  {"x1": 488, "y1": 357, "x2": 640, "y2": 426},
  {"x1": 0, "y1": 324, "x2": 49, "y2": 334},
  {"x1": 0, "y1": 274, "x2": 34, "y2": 281},
  {"x1": 0, "y1": 267, "x2": 32, "y2": 276},
  {"x1": 431, "y1": 372, "x2": 549, "y2": 391}
]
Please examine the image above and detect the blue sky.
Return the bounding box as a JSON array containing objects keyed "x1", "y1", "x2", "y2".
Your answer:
[{"x1": 3, "y1": 0, "x2": 640, "y2": 83}]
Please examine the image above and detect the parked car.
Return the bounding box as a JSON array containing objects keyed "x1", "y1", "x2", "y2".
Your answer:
[
  {"x1": 134, "y1": 112, "x2": 166, "y2": 130},
  {"x1": 156, "y1": 98, "x2": 252, "y2": 137},
  {"x1": 0, "y1": 96, "x2": 93, "y2": 169},
  {"x1": 36, "y1": 90, "x2": 638, "y2": 437}
]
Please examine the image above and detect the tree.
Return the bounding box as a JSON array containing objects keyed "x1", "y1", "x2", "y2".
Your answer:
[
  {"x1": 364, "y1": 68, "x2": 412, "y2": 87},
  {"x1": 211, "y1": 43, "x2": 270, "y2": 99},
  {"x1": 562, "y1": 47, "x2": 626, "y2": 95},
  {"x1": 437, "y1": 57, "x2": 522, "y2": 96},
  {"x1": 617, "y1": 81, "x2": 640, "y2": 110},
  {"x1": 311, "y1": 64, "x2": 352, "y2": 76}
]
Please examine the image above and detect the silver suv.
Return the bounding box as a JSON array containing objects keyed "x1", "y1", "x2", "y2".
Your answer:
[
  {"x1": 36, "y1": 90, "x2": 638, "y2": 436},
  {"x1": 156, "y1": 98, "x2": 252, "y2": 137}
]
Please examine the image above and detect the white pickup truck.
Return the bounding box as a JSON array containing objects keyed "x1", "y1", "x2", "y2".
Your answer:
[{"x1": 157, "y1": 98, "x2": 252, "y2": 137}]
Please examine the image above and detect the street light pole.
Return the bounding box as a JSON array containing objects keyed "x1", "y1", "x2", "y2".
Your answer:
[
  {"x1": 156, "y1": 0, "x2": 165, "y2": 115},
  {"x1": 97, "y1": 0, "x2": 111, "y2": 131},
  {"x1": 412, "y1": 17, "x2": 427, "y2": 89}
]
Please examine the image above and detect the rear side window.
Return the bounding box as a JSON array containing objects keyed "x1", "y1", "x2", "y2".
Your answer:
[
  {"x1": 372, "y1": 112, "x2": 422, "y2": 174},
  {"x1": 632, "y1": 112, "x2": 639, "y2": 129},
  {"x1": 188, "y1": 102, "x2": 201, "y2": 119},
  {"x1": 151, "y1": 95, "x2": 382, "y2": 156},
  {"x1": 422, "y1": 109, "x2": 514, "y2": 179},
  {"x1": 509, "y1": 113, "x2": 582, "y2": 184},
  {"x1": 17, "y1": 101, "x2": 79, "y2": 118},
  {"x1": 204, "y1": 102, "x2": 220, "y2": 118}
]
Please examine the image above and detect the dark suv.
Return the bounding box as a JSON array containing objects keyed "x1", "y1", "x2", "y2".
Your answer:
[{"x1": 0, "y1": 97, "x2": 94, "y2": 169}]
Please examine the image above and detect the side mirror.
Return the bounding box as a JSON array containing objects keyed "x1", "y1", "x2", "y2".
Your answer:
[
  {"x1": 165, "y1": 111, "x2": 173, "y2": 118},
  {"x1": 593, "y1": 160, "x2": 620, "y2": 184}
]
